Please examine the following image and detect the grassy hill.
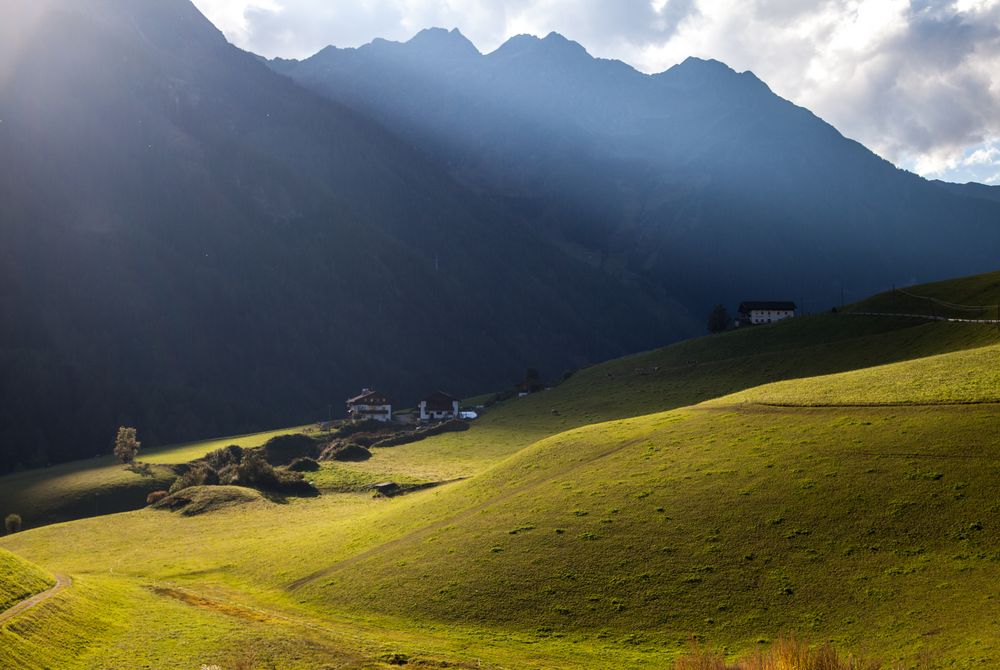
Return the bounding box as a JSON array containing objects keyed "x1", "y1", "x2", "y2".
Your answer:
[
  {"x1": 286, "y1": 344, "x2": 1000, "y2": 665},
  {"x1": 0, "y1": 426, "x2": 313, "y2": 530},
  {"x1": 3, "y1": 271, "x2": 1000, "y2": 667},
  {"x1": 0, "y1": 547, "x2": 54, "y2": 612}
]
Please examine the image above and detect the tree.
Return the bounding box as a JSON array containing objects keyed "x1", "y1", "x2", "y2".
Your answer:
[
  {"x1": 707, "y1": 304, "x2": 731, "y2": 333},
  {"x1": 113, "y1": 426, "x2": 141, "y2": 464},
  {"x1": 4, "y1": 513, "x2": 22, "y2": 534}
]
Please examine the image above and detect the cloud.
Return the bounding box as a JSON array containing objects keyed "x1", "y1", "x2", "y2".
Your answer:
[{"x1": 191, "y1": 0, "x2": 1000, "y2": 184}]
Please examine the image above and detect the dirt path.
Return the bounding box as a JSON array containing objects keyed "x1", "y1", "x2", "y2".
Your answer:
[{"x1": 0, "y1": 574, "x2": 71, "y2": 625}]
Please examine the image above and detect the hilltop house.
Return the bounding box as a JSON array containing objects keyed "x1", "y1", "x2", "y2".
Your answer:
[
  {"x1": 346, "y1": 388, "x2": 392, "y2": 422},
  {"x1": 419, "y1": 391, "x2": 460, "y2": 422},
  {"x1": 737, "y1": 301, "x2": 797, "y2": 326}
]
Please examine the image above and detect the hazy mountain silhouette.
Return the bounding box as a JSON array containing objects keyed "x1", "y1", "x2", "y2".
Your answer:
[
  {"x1": 0, "y1": 3, "x2": 690, "y2": 471},
  {"x1": 275, "y1": 29, "x2": 1000, "y2": 313}
]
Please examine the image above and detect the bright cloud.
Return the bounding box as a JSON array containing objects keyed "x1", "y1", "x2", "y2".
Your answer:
[{"x1": 191, "y1": 0, "x2": 1000, "y2": 185}]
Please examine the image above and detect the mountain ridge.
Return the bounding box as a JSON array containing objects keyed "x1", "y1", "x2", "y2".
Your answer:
[{"x1": 276, "y1": 29, "x2": 1000, "y2": 316}]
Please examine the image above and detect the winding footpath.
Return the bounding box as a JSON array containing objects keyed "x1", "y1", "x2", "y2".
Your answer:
[{"x1": 0, "y1": 574, "x2": 72, "y2": 625}]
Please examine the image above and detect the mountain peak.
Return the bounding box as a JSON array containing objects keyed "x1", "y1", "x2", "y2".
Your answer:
[
  {"x1": 657, "y1": 56, "x2": 770, "y2": 93},
  {"x1": 491, "y1": 31, "x2": 591, "y2": 62},
  {"x1": 675, "y1": 56, "x2": 737, "y2": 76},
  {"x1": 406, "y1": 27, "x2": 480, "y2": 57}
]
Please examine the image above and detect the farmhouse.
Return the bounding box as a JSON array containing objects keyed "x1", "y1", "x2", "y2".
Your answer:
[
  {"x1": 517, "y1": 378, "x2": 545, "y2": 397},
  {"x1": 737, "y1": 301, "x2": 797, "y2": 326},
  {"x1": 419, "y1": 391, "x2": 460, "y2": 422},
  {"x1": 346, "y1": 388, "x2": 392, "y2": 422}
]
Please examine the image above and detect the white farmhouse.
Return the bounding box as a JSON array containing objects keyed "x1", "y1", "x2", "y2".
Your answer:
[
  {"x1": 346, "y1": 388, "x2": 392, "y2": 422},
  {"x1": 418, "y1": 391, "x2": 460, "y2": 422},
  {"x1": 737, "y1": 301, "x2": 797, "y2": 326}
]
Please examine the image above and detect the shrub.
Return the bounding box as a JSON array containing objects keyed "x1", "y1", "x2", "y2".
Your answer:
[
  {"x1": 262, "y1": 434, "x2": 319, "y2": 466},
  {"x1": 169, "y1": 464, "x2": 220, "y2": 494},
  {"x1": 4, "y1": 513, "x2": 22, "y2": 534},
  {"x1": 330, "y1": 419, "x2": 388, "y2": 439},
  {"x1": 707, "y1": 304, "x2": 731, "y2": 333},
  {"x1": 201, "y1": 444, "x2": 244, "y2": 471},
  {"x1": 287, "y1": 457, "x2": 320, "y2": 472},
  {"x1": 318, "y1": 442, "x2": 372, "y2": 462},
  {"x1": 146, "y1": 490, "x2": 169, "y2": 506},
  {"x1": 231, "y1": 449, "x2": 280, "y2": 487},
  {"x1": 225, "y1": 449, "x2": 317, "y2": 495},
  {"x1": 113, "y1": 426, "x2": 141, "y2": 464}
]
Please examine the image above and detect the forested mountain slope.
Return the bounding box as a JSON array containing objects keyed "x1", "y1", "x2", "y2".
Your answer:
[{"x1": 0, "y1": 2, "x2": 691, "y2": 471}]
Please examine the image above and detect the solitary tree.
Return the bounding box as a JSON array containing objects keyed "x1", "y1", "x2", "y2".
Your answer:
[
  {"x1": 114, "y1": 426, "x2": 141, "y2": 464},
  {"x1": 4, "y1": 513, "x2": 22, "y2": 535},
  {"x1": 707, "y1": 304, "x2": 731, "y2": 333}
]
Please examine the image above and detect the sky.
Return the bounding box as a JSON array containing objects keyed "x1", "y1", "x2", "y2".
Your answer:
[{"x1": 192, "y1": 0, "x2": 1000, "y2": 185}]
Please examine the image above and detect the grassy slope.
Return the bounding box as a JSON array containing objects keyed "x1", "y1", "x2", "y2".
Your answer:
[
  {"x1": 334, "y1": 315, "x2": 1000, "y2": 486},
  {"x1": 293, "y1": 391, "x2": 1000, "y2": 665},
  {"x1": 851, "y1": 268, "x2": 1000, "y2": 313},
  {"x1": 729, "y1": 344, "x2": 1000, "y2": 406},
  {"x1": 0, "y1": 425, "x2": 314, "y2": 529},
  {"x1": 5, "y1": 273, "x2": 1000, "y2": 666},
  {"x1": 0, "y1": 547, "x2": 54, "y2": 612},
  {"x1": 6, "y1": 328, "x2": 1000, "y2": 666}
]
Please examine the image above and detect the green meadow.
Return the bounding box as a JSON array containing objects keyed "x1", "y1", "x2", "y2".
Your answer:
[
  {"x1": 4, "y1": 271, "x2": 1000, "y2": 668},
  {"x1": 0, "y1": 548, "x2": 54, "y2": 612}
]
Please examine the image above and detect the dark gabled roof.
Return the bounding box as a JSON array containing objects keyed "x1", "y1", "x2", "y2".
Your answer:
[
  {"x1": 422, "y1": 391, "x2": 457, "y2": 411},
  {"x1": 347, "y1": 390, "x2": 390, "y2": 405},
  {"x1": 738, "y1": 301, "x2": 797, "y2": 312}
]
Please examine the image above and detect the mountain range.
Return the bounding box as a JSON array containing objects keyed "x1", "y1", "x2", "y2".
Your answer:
[
  {"x1": 1, "y1": 2, "x2": 998, "y2": 471},
  {"x1": 274, "y1": 28, "x2": 1000, "y2": 311}
]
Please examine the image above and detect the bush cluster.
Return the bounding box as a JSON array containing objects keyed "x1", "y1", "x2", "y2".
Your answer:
[
  {"x1": 171, "y1": 445, "x2": 316, "y2": 496},
  {"x1": 319, "y1": 442, "x2": 372, "y2": 462},
  {"x1": 261, "y1": 434, "x2": 320, "y2": 466},
  {"x1": 287, "y1": 457, "x2": 320, "y2": 472}
]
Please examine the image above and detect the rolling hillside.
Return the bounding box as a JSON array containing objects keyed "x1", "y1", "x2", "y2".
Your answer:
[
  {"x1": 288, "y1": 349, "x2": 1000, "y2": 665},
  {"x1": 3, "y1": 271, "x2": 1000, "y2": 667},
  {"x1": 0, "y1": 548, "x2": 54, "y2": 613}
]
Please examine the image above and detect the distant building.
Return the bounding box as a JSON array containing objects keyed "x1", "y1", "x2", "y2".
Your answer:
[
  {"x1": 517, "y1": 377, "x2": 545, "y2": 397},
  {"x1": 346, "y1": 388, "x2": 392, "y2": 422},
  {"x1": 737, "y1": 301, "x2": 797, "y2": 326},
  {"x1": 419, "y1": 391, "x2": 460, "y2": 422}
]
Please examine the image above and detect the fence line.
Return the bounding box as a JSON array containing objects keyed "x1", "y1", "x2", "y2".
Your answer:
[{"x1": 848, "y1": 310, "x2": 1000, "y2": 324}]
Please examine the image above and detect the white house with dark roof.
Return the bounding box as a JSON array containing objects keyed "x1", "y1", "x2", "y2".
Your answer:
[
  {"x1": 346, "y1": 388, "x2": 392, "y2": 422},
  {"x1": 737, "y1": 301, "x2": 797, "y2": 326},
  {"x1": 418, "y1": 391, "x2": 460, "y2": 422}
]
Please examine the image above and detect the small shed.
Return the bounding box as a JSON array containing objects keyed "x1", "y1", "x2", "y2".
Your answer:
[{"x1": 372, "y1": 482, "x2": 400, "y2": 497}]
